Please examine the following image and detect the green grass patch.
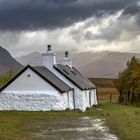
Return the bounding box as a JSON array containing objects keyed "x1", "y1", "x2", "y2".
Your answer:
[
  {"x1": 0, "y1": 103, "x2": 139, "y2": 140},
  {"x1": 86, "y1": 103, "x2": 140, "y2": 140}
]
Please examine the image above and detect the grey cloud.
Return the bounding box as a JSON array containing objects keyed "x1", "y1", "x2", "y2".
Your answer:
[
  {"x1": 122, "y1": 2, "x2": 140, "y2": 28},
  {"x1": 122, "y1": 3, "x2": 140, "y2": 15},
  {"x1": 85, "y1": 14, "x2": 140, "y2": 42},
  {"x1": 84, "y1": 31, "x2": 95, "y2": 40},
  {"x1": 69, "y1": 9, "x2": 140, "y2": 43},
  {"x1": 85, "y1": 28, "x2": 121, "y2": 42},
  {"x1": 0, "y1": 31, "x2": 20, "y2": 46},
  {"x1": 0, "y1": 0, "x2": 138, "y2": 31}
]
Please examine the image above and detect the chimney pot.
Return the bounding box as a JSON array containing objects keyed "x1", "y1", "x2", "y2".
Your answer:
[
  {"x1": 65, "y1": 51, "x2": 68, "y2": 58},
  {"x1": 42, "y1": 45, "x2": 56, "y2": 70},
  {"x1": 47, "y1": 45, "x2": 51, "y2": 51},
  {"x1": 62, "y1": 51, "x2": 72, "y2": 67}
]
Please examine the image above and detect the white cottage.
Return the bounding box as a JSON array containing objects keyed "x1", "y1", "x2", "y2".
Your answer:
[{"x1": 0, "y1": 45, "x2": 98, "y2": 111}]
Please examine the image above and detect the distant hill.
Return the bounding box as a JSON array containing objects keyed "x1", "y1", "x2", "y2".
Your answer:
[
  {"x1": 79, "y1": 52, "x2": 140, "y2": 78},
  {"x1": 89, "y1": 78, "x2": 116, "y2": 88},
  {"x1": 15, "y1": 52, "x2": 43, "y2": 66},
  {"x1": 15, "y1": 51, "x2": 140, "y2": 78},
  {"x1": 15, "y1": 51, "x2": 65, "y2": 66},
  {"x1": 15, "y1": 51, "x2": 110, "y2": 67},
  {"x1": 0, "y1": 46, "x2": 23, "y2": 76}
]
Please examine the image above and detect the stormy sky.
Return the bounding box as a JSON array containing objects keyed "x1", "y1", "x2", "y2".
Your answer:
[{"x1": 0, "y1": 0, "x2": 140, "y2": 57}]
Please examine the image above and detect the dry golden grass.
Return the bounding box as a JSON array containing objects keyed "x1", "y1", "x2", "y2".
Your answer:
[
  {"x1": 89, "y1": 78, "x2": 119, "y2": 102},
  {"x1": 89, "y1": 78, "x2": 116, "y2": 88},
  {"x1": 97, "y1": 87, "x2": 119, "y2": 103}
]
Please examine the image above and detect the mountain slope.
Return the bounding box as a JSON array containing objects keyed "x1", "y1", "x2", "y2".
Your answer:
[
  {"x1": 15, "y1": 51, "x2": 140, "y2": 78},
  {"x1": 78, "y1": 52, "x2": 140, "y2": 78},
  {"x1": 0, "y1": 46, "x2": 23, "y2": 76},
  {"x1": 15, "y1": 51, "x2": 110, "y2": 67},
  {"x1": 16, "y1": 52, "x2": 43, "y2": 66}
]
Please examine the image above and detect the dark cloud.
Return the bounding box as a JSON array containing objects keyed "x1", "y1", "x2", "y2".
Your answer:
[
  {"x1": 121, "y1": 3, "x2": 140, "y2": 33},
  {"x1": 122, "y1": 3, "x2": 140, "y2": 15},
  {"x1": 0, "y1": 0, "x2": 139, "y2": 31}
]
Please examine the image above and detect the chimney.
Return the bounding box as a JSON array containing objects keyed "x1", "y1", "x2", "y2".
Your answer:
[
  {"x1": 42, "y1": 45, "x2": 56, "y2": 70},
  {"x1": 62, "y1": 51, "x2": 72, "y2": 67}
]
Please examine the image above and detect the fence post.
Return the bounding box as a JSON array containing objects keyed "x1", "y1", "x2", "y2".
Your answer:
[{"x1": 110, "y1": 94, "x2": 112, "y2": 103}]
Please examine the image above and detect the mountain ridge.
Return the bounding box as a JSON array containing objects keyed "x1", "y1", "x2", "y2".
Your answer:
[
  {"x1": 0, "y1": 46, "x2": 23, "y2": 76},
  {"x1": 15, "y1": 50, "x2": 140, "y2": 78}
]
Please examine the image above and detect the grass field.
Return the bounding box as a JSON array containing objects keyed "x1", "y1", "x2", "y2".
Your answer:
[
  {"x1": 89, "y1": 78, "x2": 116, "y2": 88},
  {"x1": 89, "y1": 78, "x2": 119, "y2": 103},
  {"x1": 0, "y1": 103, "x2": 139, "y2": 140},
  {"x1": 0, "y1": 78, "x2": 138, "y2": 139},
  {"x1": 96, "y1": 103, "x2": 140, "y2": 140},
  {"x1": 97, "y1": 87, "x2": 119, "y2": 103}
]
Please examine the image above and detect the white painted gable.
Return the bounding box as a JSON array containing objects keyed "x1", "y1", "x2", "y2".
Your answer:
[{"x1": 2, "y1": 68, "x2": 59, "y2": 93}]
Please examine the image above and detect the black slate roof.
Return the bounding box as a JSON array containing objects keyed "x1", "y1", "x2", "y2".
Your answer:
[
  {"x1": 33, "y1": 66, "x2": 72, "y2": 93},
  {"x1": 54, "y1": 64, "x2": 96, "y2": 90},
  {"x1": 0, "y1": 65, "x2": 72, "y2": 93}
]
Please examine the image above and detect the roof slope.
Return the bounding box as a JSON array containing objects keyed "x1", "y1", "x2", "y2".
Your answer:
[
  {"x1": 72, "y1": 67, "x2": 96, "y2": 88},
  {"x1": 54, "y1": 64, "x2": 96, "y2": 90},
  {"x1": 0, "y1": 65, "x2": 72, "y2": 93},
  {"x1": 33, "y1": 66, "x2": 72, "y2": 93}
]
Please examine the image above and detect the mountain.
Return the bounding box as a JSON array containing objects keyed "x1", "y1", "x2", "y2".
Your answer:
[
  {"x1": 78, "y1": 52, "x2": 140, "y2": 78},
  {"x1": 15, "y1": 51, "x2": 140, "y2": 78},
  {"x1": 15, "y1": 52, "x2": 43, "y2": 66},
  {"x1": 15, "y1": 51, "x2": 63, "y2": 66},
  {"x1": 0, "y1": 46, "x2": 23, "y2": 76},
  {"x1": 15, "y1": 51, "x2": 110, "y2": 67}
]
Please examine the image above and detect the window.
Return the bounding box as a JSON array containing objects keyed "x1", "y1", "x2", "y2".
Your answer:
[{"x1": 27, "y1": 74, "x2": 31, "y2": 77}]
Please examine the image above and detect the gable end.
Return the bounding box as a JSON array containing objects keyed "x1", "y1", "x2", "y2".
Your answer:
[{"x1": 0, "y1": 65, "x2": 69, "y2": 93}]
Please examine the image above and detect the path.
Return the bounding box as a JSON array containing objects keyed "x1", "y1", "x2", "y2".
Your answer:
[{"x1": 31, "y1": 116, "x2": 119, "y2": 140}]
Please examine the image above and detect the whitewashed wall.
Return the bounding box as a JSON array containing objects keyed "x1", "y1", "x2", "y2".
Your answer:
[
  {"x1": 50, "y1": 67, "x2": 98, "y2": 111},
  {"x1": 0, "y1": 68, "x2": 74, "y2": 111},
  {"x1": 85, "y1": 90, "x2": 90, "y2": 108},
  {"x1": 66, "y1": 90, "x2": 74, "y2": 110},
  {"x1": 49, "y1": 68, "x2": 89, "y2": 111},
  {"x1": 94, "y1": 89, "x2": 98, "y2": 105},
  {"x1": 42, "y1": 52, "x2": 56, "y2": 70},
  {"x1": 91, "y1": 89, "x2": 98, "y2": 106},
  {"x1": 74, "y1": 90, "x2": 85, "y2": 111},
  {"x1": 0, "y1": 92, "x2": 69, "y2": 111}
]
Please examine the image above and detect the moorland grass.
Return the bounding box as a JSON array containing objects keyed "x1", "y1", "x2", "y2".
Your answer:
[
  {"x1": 86, "y1": 103, "x2": 140, "y2": 140},
  {"x1": 0, "y1": 103, "x2": 139, "y2": 140}
]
